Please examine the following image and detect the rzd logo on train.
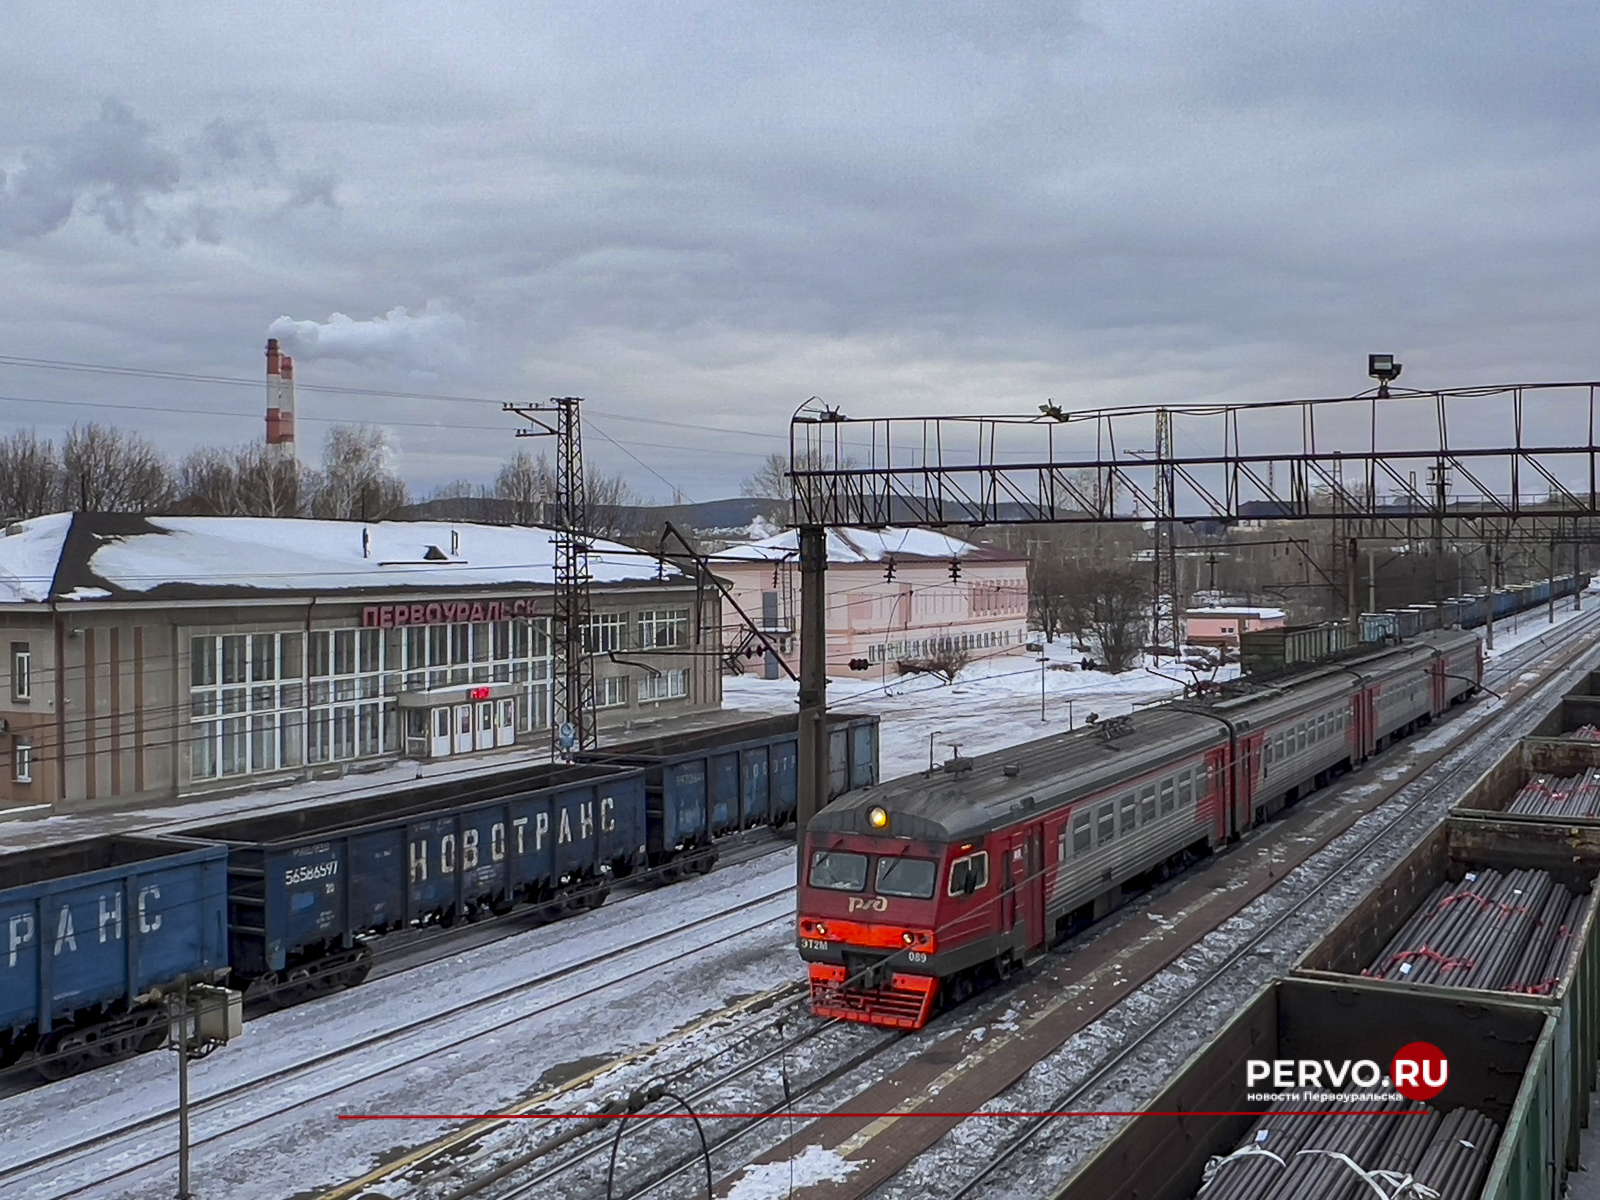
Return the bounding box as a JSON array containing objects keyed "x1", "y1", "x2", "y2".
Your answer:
[{"x1": 847, "y1": 897, "x2": 889, "y2": 913}]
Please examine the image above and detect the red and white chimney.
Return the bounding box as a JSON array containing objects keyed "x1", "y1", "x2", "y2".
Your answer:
[{"x1": 265, "y1": 338, "x2": 297, "y2": 461}]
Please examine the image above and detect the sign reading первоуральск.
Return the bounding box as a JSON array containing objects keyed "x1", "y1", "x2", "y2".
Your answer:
[{"x1": 1245, "y1": 1042, "x2": 1449, "y2": 1103}]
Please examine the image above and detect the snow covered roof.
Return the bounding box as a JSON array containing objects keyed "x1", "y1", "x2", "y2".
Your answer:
[
  {"x1": 1185, "y1": 606, "x2": 1287, "y2": 620},
  {"x1": 0, "y1": 513, "x2": 681, "y2": 604},
  {"x1": 716, "y1": 526, "x2": 1026, "y2": 565}
]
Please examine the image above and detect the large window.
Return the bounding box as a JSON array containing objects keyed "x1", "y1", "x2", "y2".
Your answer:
[
  {"x1": 809, "y1": 850, "x2": 868, "y2": 892},
  {"x1": 190, "y1": 632, "x2": 304, "y2": 780},
  {"x1": 595, "y1": 675, "x2": 629, "y2": 708},
  {"x1": 639, "y1": 668, "x2": 689, "y2": 703},
  {"x1": 189, "y1": 615, "x2": 555, "y2": 783},
  {"x1": 583, "y1": 613, "x2": 628, "y2": 655},
  {"x1": 876, "y1": 856, "x2": 937, "y2": 899},
  {"x1": 9, "y1": 644, "x2": 29, "y2": 702},
  {"x1": 637, "y1": 609, "x2": 689, "y2": 649}
]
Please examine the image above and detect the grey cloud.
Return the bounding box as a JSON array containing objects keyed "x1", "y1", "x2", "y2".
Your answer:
[{"x1": 0, "y1": 99, "x2": 336, "y2": 247}]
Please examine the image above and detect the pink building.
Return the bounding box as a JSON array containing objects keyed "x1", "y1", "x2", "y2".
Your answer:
[
  {"x1": 1184, "y1": 606, "x2": 1287, "y2": 648},
  {"x1": 715, "y1": 528, "x2": 1031, "y2": 679}
]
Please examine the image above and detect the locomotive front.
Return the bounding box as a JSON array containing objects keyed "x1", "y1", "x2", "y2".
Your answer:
[{"x1": 797, "y1": 794, "x2": 976, "y2": 1030}]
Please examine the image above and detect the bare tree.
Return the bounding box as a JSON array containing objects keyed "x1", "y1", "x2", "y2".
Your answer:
[
  {"x1": 59, "y1": 423, "x2": 174, "y2": 513},
  {"x1": 492, "y1": 448, "x2": 638, "y2": 536},
  {"x1": 740, "y1": 448, "x2": 856, "y2": 510},
  {"x1": 896, "y1": 645, "x2": 972, "y2": 685},
  {"x1": 309, "y1": 424, "x2": 409, "y2": 521},
  {"x1": 1073, "y1": 563, "x2": 1149, "y2": 673},
  {"x1": 175, "y1": 445, "x2": 239, "y2": 515},
  {"x1": 0, "y1": 429, "x2": 63, "y2": 522},
  {"x1": 235, "y1": 447, "x2": 310, "y2": 517},
  {"x1": 494, "y1": 449, "x2": 553, "y2": 526}
]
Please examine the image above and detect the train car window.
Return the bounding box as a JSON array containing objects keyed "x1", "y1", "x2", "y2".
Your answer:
[
  {"x1": 1178, "y1": 769, "x2": 1193, "y2": 807},
  {"x1": 1119, "y1": 794, "x2": 1136, "y2": 832},
  {"x1": 948, "y1": 851, "x2": 990, "y2": 897},
  {"x1": 877, "y1": 856, "x2": 937, "y2": 899},
  {"x1": 1096, "y1": 802, "x2": 1115, "y2": 844},
  {"x1": 1159, "y1": 778, "x2": 1175, "y2": 814},
  {"x1": 1073, "y1": 811, "x2": 1092, "y2": 855},
  {"x1": 1297, "y1": 725, "x2": 1307, "y2": 752},
  {"x1": 809, "y1": 850, "x2": 868, "y2": 892},
  {"x1": 1140, "y1": 784, "x2": 1156, "y2": 821},
  {"x1": 1264, "y1": 740, "x2": 1273, "y2": 765}
]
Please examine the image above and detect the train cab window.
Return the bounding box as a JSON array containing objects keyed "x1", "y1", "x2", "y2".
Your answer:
[
  {"x1": 1264, "y1": 740, "x2": 1273, "y2": 765},
  {"x1": 1096, "y1": 802, "x2": 1115, "y2": 844},
  {"x1": 877, "y1": 856, "x2": 937, "y2": 899},
  {"x1": 1140, "y1": 784, "x2": 1156, "y2": 821},
  {"x1": 1178, "y1": 769, "x2": 1193, "y2": 807},
  {"x1": 948, "y1": 852, "x2": 990, "y2": 897},
  {"x1": 1159, "y1": 778, "x2": 1175, "y2": 814},
  {"x1": 1073, "y1": 811, "x2": 1092, "y2": 855},
  {"x1": 809, "y1": 850, "x2": 868, "y2": 892},
  {"x1": 1119, "y1": 794, "x2": 1136, "y2": 833}
]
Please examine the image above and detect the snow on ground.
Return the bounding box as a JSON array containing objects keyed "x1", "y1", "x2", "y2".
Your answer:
[
  {"x1": 727, "y1": 639, "x2": 1238, "y2": 778},
  {"x1": 723, "y1": 1144, "x2": 862, "y2": 1199},
  {"x1": 0, "y1": 852, "x2": 805, "y2": 1200}
]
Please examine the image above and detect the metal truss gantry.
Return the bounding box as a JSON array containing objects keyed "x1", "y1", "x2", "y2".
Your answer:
[
  {"x1": 504, "y1": 397, "x2": 596, "y2": 756},
  {"x1": 788, "y1": 380, "x2": 1600, "y2": 836}
]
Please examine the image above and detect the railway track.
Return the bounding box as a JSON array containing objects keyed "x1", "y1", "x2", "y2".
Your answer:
[
  {"x1": 491, "y1": 614, "x2": 1600, "y2": 1200},
  {"x1": 904, "y1": 617, "x2": 1600, "y2": 1200},
  {"x1": 0, "y1": 883, "x2": 797, "y2": 1200}
]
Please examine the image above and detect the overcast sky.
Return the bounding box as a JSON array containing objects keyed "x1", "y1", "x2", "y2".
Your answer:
[{"x1": 3, "y1": 1, "x2": 1598, "y2": 503}]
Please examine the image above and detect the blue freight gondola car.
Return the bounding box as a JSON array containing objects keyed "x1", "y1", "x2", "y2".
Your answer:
[
  {"x1": 0, "y1": 837, "x2": 229, "y2": 1077},
  {"x1": 179, "y1": 762, "x2": 647, "y2": 1005},
  {"x1": 576, "y1": 712, "x2": 880, "y2": 878}
]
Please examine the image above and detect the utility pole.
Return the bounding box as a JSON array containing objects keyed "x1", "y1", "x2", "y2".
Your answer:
[
  {"x1": 1039, "y1": 651, "x2": 1047, "y2": 721},
  {"x1": 1550, "y1": 535, "x2": 1558, "y2": 624},
  {"x1": 174, "y1": 981, "x2": 192, "y2": 1200},
  {"x1": 1485, "y1": 551, "x2": 1497, "y2": 651},
  {"x1": 796, "y1": 525, "x2": 829, "y2": 867},
  {"x1": 1367, "y1": 546, "x2": 1377, "y2": 615},
  {"x1": 504, "y1": 398, "x2": 596, "y2": 755}
]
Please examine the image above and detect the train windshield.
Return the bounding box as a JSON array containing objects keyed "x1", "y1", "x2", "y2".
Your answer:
[
  {"x1": 875, "y1": 856, "x2": 937, "y2": 899},
  {"x1": 809, "y1": 850, "x2": 868, "y2": 892}
]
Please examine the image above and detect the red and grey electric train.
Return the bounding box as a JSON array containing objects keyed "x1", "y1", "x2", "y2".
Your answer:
[{"x1": 797, "y1": 629, "x2": 1483, "y2": 1029}]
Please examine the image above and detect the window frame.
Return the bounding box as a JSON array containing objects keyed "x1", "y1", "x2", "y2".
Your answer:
[
  {"x1": 875, "y1": 855, "x2": 938, "y2": 899},
  {"x1": 809, "y1": 849, "x2": 869, "y2": 893},
  {"x1": 10, "y1": 643, "x2": 30, "y2": 702},
  {"x1": 13, "y1": 739, "x2": 31, "y2": 784},
  {"x1": 948, "y1": 850, "x2": 990, "y2": 897},
  {"x1": 1072, "y1": 810, "x2": 1092, "y2": 855}
]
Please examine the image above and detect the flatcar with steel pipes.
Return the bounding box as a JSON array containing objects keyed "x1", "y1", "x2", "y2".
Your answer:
[{"x1": 797, "y1": 629, "x2": 1484, "y2": 1029}]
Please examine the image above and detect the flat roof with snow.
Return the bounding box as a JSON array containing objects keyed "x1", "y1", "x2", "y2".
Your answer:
[
  {"x1": 0, "y1": 512, "x2": 682, "y2": 604},
  {"x1": 716, "y1": 526, "x2": 1027, "y2": 565},
  {"x1": 1184, "y1": 606, "x2": 1287, "y2": 620}
]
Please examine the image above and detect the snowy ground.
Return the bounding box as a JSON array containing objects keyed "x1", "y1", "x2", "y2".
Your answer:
[
  {"x1": 728, "y1": 639, "x2": 1240, "y2": 778},
  {"x1": 8, "y1": 594, "x2": 1595, "y2": 1200},
  {"x1": 0, "y1": 854, "x2": 805, "y2": 1200}
]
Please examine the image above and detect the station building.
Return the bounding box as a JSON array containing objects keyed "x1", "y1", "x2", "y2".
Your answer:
[
  {"x1": 0, "y1": 513, "x2": 723, "y2": 814},
  {"x1": 715, "y1": 526, "x2": 1031, "y2": 678}
]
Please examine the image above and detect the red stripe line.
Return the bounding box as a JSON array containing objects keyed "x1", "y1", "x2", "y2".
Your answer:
[{"x1": 337, "y1": 1110, "x2": 1434, "y2": 1121}]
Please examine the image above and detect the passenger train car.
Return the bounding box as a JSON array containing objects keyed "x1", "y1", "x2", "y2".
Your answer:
[{"x1": 797, "y1": 629, "x2": 1484, "y2": 1029}]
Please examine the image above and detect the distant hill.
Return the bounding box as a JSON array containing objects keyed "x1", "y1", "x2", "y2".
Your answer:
[{"x1": 399, "y1": 495, "x2": 788, "y2": 540}]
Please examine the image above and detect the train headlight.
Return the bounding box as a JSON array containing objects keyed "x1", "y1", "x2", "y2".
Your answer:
[
  {"x1": 902, "y1": 932, "x2": 914, "y2": 944},
  {"x1": 868, "y1": 806, "x2": 889, "y2": 829}
]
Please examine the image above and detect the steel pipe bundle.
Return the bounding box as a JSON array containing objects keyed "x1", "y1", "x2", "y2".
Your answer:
[
  {"x1": 1363, "y1": 868, "x2": 1583, "y2": 993},
  {"x1": 1194, "y1": 1097, "x2": 1499, "y2": 1199},
  {"x1": 1508, "y1": 768, "x2": 1600, "y2": 816}
]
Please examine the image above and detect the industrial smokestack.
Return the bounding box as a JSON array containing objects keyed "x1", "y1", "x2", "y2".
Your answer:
[{"x1": 265, "y1": 338, "x2": 297, "y2": 461}]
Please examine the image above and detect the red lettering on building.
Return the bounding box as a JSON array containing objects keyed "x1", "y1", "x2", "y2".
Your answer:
[{"x1": 360, "y1": 598, "x2": 541, "y2": 628}]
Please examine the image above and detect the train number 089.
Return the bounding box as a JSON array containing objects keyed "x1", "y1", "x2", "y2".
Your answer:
[{"x1": 906, "y1": 951, "x2": 929, "y2": 963}]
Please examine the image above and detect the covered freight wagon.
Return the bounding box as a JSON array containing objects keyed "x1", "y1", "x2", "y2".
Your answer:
[
  {"x1": 0, "y1": 836, "x2": 229, "y2": 1078},
  {"x1": 576, "y1": 712, "x2": 879, "y2": 874},
  {"x1": 178, "y1": 762, "x2": 647, "y2": 1003}
]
